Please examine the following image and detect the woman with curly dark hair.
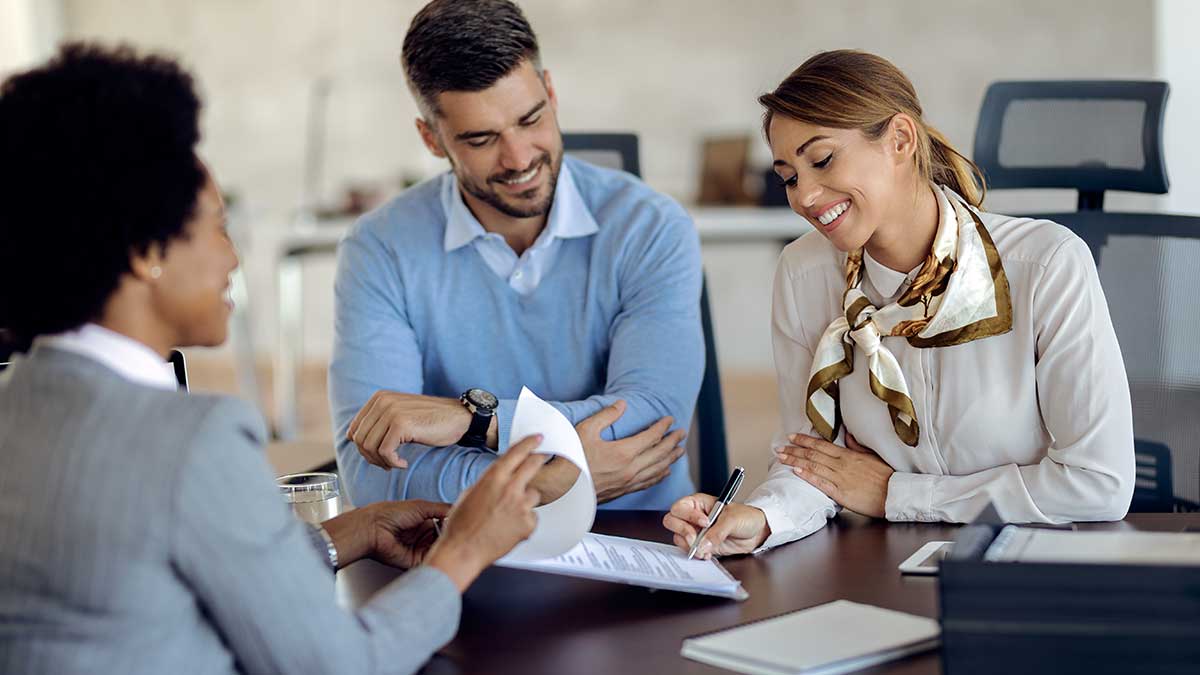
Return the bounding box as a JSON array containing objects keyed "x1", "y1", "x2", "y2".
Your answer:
[{"x1": 0, "y1": 44, "x2": 546, "y2": 674}]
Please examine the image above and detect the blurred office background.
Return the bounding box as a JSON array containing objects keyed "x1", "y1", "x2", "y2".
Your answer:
[{"x1": 3, "y1": 0, "x2": 1198, "y2": 492}]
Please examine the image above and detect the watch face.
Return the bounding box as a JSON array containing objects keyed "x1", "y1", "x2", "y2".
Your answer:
[{"x1": 468, "y1": 388, "x2": 498, "y2": 409}]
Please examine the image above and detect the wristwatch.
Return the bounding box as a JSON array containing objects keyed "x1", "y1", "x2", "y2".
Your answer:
[{"x1": 458, "y1": 388, "x2": 498, "y2": 448}]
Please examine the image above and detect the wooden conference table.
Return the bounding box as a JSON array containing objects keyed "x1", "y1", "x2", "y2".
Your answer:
[{"x1": 337, "y1": 511, "x2": 1200, "y2": 675}]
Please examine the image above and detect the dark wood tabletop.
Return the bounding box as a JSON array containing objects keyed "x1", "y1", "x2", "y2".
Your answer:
[{"x1": 336, "y1": 511, "x2": 1200, "y2": 675}]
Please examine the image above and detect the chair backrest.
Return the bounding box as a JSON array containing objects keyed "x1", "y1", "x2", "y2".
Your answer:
[
  {"x1": 0, "y1": 329, "x2": 20, "y2": 373},
  {"x1": 168, "y1": 349, "x2": 189, "y2": 391},
  {"x1": 973, "y1": 80, "x2": 1169, "y2": 211},
  {"x1": 562, "y1": 132, "x2": 641, "y2": 177},
  {"x1": 1064, "y1": 212, "x2": 1200, "y2": 507},
  {"x1": 563, "y1": 131, "x2": 730, "y2": 495},
  {"x1": 973, "y1": 80, "x2": 1199, "y2": 506},
  {"x1": 1130, "y1": 439, "x2": 1175, "y2": 513}
]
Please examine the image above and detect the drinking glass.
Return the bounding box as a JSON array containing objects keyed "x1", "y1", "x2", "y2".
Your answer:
[{"x1": 277, "y1": 472, "x2": 341, "y2": 524}]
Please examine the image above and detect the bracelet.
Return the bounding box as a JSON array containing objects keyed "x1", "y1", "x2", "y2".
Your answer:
[{"x1": 313, "y1": 523, "x2": 340, "y2": 571}]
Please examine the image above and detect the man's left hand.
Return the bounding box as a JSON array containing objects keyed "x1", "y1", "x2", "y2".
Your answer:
[
  {"x1": 775, "y1": 433, "x2": 894, "y2": 518},
  {"x1": 348, "y1": 392, "x2": 489, "y2": 469}
]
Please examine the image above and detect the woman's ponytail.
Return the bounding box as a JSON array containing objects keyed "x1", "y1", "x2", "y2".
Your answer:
[{"x1": 926, "y1": 125, "x2": 986, "y2": 208}]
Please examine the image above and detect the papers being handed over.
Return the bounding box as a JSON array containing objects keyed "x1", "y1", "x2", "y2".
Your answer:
[
  {"x1": 499, "y1": 388, "x2": 597, "y2": 562},
  {"x1": 500, "y1": 532, "x2": 748, "y2": 600},
  {"x1": 494, "y1": 388, "x2": 747, "y2": 600}
]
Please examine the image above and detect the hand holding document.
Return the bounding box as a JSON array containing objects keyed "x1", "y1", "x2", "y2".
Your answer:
[
  {"x1": 499, "y1": 387, "x2": 596, "y2": 562},
  {"x1": 494, "y1": 388, "x2": 747, "y2": 599}
]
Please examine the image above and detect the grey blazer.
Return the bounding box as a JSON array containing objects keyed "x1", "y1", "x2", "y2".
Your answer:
[{"x1": 0, "y1": 346, "x2": 460, "y2": 674}]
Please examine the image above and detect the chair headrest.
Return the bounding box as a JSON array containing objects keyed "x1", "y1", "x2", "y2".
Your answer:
[{"x1": 973, "y1": 80, "x2": 1169, "y2": 196}]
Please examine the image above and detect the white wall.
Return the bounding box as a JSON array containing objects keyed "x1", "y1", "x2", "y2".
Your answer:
[
  {"x1": 1158, "y1": 0, "x2": 1200, "y2": 216},
  {"x1": 0, "y1": 0, "x2": 61, "y2": 77},
  {"x1": 55, "y1": 1, "x2": 1159, "y2": 372}
]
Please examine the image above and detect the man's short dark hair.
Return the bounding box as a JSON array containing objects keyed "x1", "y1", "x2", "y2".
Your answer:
[
  {"x1": 0, "y1": 43, "x2": 204, "y2": 342},
  {"x1": 401, "y1": 0, "x2": 541, "y2": 119}
]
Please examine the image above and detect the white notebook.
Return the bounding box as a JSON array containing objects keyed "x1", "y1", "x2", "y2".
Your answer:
[
  {"x1": 681, "y1": 600, "x2": 940, "y2": 675},
  {"x1": 496, "y1": 532, "x2": 747, "y2": 600},
  {"x1": 984, "y1": 525, "x2": 1200, "y2": 565}
]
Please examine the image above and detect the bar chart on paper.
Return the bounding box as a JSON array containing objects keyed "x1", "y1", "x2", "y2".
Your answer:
[{"x1": 497, "y1": 532, "x2": 747, "y2": 600}]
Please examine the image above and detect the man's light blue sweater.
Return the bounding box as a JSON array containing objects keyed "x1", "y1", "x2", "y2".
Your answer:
[{"x1": 329, "y1": 156, "x2": 704, "y2": 509}]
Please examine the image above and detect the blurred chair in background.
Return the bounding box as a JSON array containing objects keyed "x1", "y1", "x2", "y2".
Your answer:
[
  {"x1": 0, "y1": 329, "x2": 17, "y2": 371},
  {"x1": 974, "y1": 80, "x2": 1200, "y2": 510},
  {"x1": 561, "y1": 132, "x2": 641, "y2": 177},
  {"x1": 563, "y1": 131, "x2": 731, "y2": 496}
]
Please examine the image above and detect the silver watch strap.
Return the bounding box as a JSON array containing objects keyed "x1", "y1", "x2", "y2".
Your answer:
[{"x1": 309, "y1": 523, "x2": 339, "y2": 571}]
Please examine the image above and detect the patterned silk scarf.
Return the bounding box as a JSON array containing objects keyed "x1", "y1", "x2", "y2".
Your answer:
[{"x1": 805, "y1": 185, "x2": 1012, "y2": 447}]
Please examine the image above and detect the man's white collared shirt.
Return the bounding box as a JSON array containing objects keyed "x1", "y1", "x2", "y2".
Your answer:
[{"x1": 441, "y1": 161, "x2": 599, "y2": 295}]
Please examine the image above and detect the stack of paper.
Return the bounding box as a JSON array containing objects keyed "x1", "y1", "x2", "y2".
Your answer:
[
  {"x1": 498, "y1": 532, "x2": 747, "y2": 600},
  {"x1": 681, "y1": 600, "x2": 939, "y2": 675}
]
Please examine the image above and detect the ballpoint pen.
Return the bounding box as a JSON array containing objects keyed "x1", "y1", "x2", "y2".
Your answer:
[{"x1": 688, "y1": 465, "x2": 745, "y2": 560}]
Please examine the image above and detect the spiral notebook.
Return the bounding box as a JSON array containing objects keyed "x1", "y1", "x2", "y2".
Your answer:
[{"x1": 681, "y1": 600, "x2": 939, "y2": 675}]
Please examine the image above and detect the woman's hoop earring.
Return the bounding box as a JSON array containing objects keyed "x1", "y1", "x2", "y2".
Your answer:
[{"x1": 150, "y1": 266, "x2": 162, "y2": 279}]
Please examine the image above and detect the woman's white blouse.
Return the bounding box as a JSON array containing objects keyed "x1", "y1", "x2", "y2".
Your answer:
[{"x1": 744, "y1": 211, "x2": 1135, "y2": 550}]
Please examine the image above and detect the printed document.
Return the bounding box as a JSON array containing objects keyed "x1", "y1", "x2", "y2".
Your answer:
[{"x1": 498, "y1": 532, "x2": 747, "y2": 600}]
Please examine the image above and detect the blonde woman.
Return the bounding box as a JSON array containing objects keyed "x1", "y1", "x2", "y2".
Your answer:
[{"x1": 666, "y1": 50, "x2": 1134, "y2": 557}]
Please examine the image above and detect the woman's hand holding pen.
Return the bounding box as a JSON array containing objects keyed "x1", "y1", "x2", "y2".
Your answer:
[
  {"x1": 663, "y1": 495, "x2": 770, "y2": 559},
  {"x1": 775, "y1": 433, "x2": 894, "y2": 518}
]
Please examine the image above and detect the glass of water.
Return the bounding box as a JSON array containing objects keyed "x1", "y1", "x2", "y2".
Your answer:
[{"x1": 277, "y1": 472, "x2": 341, "y2": 524}]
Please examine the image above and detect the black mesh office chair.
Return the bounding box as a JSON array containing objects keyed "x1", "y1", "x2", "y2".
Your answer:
[
  {"x1": 974, "y1": 80, "x2": 1200, "y2": 511},
  {"x1": 563, "y1": 132, "x2": 731, "y2": 496},
  {"x1": 168, "y1": 349, "x2": 188, "y2": 391}
]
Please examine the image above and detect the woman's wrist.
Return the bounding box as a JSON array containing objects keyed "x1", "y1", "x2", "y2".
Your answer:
[
  {"x1": 320, "y1": 506, "x2": 375, "y2": 567},
  {"x1": 746, "y1": 505, "x2": 772, "y2": 548},
  {"x1": 425, "y1": 539, "x2": 483, "y2": 592}
]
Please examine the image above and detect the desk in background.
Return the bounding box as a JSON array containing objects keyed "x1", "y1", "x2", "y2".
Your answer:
[{"x1": 337, "y1": 511, "x2": 1200, "y2": 675}]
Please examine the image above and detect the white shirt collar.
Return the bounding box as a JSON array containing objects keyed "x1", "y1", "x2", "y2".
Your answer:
[
  {"x1": 442, "y1": 158, "x2": 600, "y2": 252},
  {"x1": 37, "y1": 323, "x2": 178, "y2": 391},
  {"x1": 862, "y1": 249, "x2": 919, "y2": 301}
]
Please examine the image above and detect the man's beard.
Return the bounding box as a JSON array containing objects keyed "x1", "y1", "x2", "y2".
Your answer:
[{"x1": 458, "y1": 151, "x2": 561, "y2": 219}]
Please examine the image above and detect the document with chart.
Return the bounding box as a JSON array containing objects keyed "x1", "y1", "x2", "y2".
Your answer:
[{"x1": 497, "y1": 532, "x2": 748, "y2": 600}]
